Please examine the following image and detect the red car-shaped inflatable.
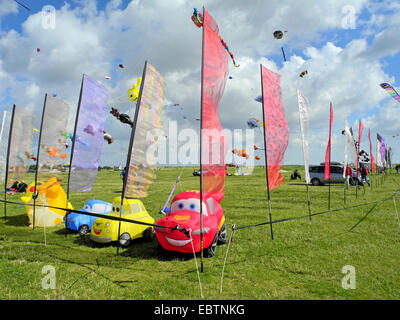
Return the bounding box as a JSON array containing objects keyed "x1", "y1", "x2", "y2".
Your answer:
[{"x1": 155, "y1": 190, "x2": 227, "y2": 257}]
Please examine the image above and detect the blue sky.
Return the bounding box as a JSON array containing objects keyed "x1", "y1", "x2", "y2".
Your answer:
[{"x1": 1, "y1": 0, "x2": 400, "y2": 167}]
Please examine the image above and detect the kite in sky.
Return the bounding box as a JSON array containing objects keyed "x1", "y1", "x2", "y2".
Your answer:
[
  {"x1": 191, "y1": 8, "x2": 240, "y2": 68},
  {"x1": 299, "y1": 70, "x2": 308, "y2": 78},
  {"x1": 128, "y1": 78, "x2": 141, "y2": 102},
  {"x1": 110, "y1": 107, "x2": 133, "y2": 127},
  {"x1": 273, "y1": 30, "x2": 288, "y2": 62},
  {"x1": 380, "y1": 83, "x2": 400, "y2": 103}
]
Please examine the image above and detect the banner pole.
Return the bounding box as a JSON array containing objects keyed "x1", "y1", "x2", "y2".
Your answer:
[
  {"x1": 199, "y1": 7, "x2": 206, "y2": 271},
  {"x1": 33, "y1": 95, "x2": 48, "y2": 231},
  {"x1": 305, "y1": 183, "x2": 312, "y2": 221},
  {"x1": 260, "y1": 64, "x2": 274, "y2": 240},
  {"x1": 116, "y1": 60, "x2": 147, "y2": 256},
  {"x1": 3, "y1": 105, "x2": 16, "y2": 221}
]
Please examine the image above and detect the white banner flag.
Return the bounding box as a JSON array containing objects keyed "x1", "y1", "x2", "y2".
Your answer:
[
  {"x1": 297, "y1": 89, "x2": 310, "y2": 184},
  {"x1": 344, "y1": 120, "x2": 357, "y2": 167}
]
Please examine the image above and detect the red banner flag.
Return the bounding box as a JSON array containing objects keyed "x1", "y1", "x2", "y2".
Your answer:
[
  {"x1": 324, "y1": 104, "x2": 333, "y2": 180},
  {"x1": 368, "y1": 129, "x2": 375, "y2": 173},
  {"x1": 261, "y1": 65, "x2": 289, "y2": 190},
  {"x1": 200, "y1": 9, "x2": 229, "y2": 194},
  {"x1": 356, "y1": 120, "x2": 364, "y2": 174}
]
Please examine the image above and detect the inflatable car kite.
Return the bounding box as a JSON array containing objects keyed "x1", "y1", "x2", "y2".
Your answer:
[
  {"x1": 155, "y1": 190, "x2": 227, "y2": 257},
  {"x1": 65, "y1": 200, "x2": 112, "y2": 235}
]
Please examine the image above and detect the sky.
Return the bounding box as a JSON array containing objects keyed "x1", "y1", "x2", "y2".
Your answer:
[{"x1": 0, "y1": 0, "x2": 400, "y2": 167}]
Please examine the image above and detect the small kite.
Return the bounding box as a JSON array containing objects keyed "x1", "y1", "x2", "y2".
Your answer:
[
  {"x1": 299, "y1": 70, "x2": 308, "y2": 78},
  {"x1": 128, "y1": 78, "x2": 142, "y2": 102},
  {"x1": 164, "y1": 103, "x2": 180, "y2": 107},
  {"x1": 247, "y1": 118, "x2": 263, "y2": 130},
  {"x1": 254, "y1": 95, "x2": 262, "y2": 103},
  {"x1": 119, "y1": 64, "x2": 124, "y2": 68},
  {"x1": 45, "y1": 147, "x2": 67, "y2": 159},
  {"x1": 25, "y1": 151, "x2": 37, "y2": 161},
  {"x1": 33, "y1": 128, "x2": 39, "y2": 133},
  {"x1": 110, "y1": 107, "x2": 133, "y2": 127},
  {"x1": 191, "y1": 8, "x2": 240, "y2": 68},
  {"x1": 60, "y1": 131, "x2": 90, "y2": 147},
  {"x1": 380, "y1": 83, "x2": 400, "y2": 103},
  {"x1": 105, "y1": 76, "x2": 111, "y2": 80},
  {"x1": 36, "y1": 48, "x2": 40, "y2": 52},
  {"x1": 103, "y1": 131, "x2": 114, "y2": 144},
  {"x1": 254, "y1": 145, "x2": 265, "y2": 151},
  {"x1": 232, "y1": 148, "x2": 250, "y2": 159},
  {"x1": 255, "y1": 156, "x2": 261, "y2": 160},
  {"x1": 83, "y1": 124, "x2": 95, "y2": 136}
]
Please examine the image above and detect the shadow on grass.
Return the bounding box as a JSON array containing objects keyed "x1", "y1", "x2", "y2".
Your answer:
[
  {"x1": 70, "y1": 232, "x2": 198, "y2": 262},
  {"x1": 3, "y1": 214, "x2": 29, "y2": 227}
]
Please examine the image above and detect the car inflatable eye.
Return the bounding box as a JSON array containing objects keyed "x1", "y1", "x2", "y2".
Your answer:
[
  {"x1": 178, "y1": 203, "x2": 184, "y2": 210},
  {"x1": 83, "y1": 204, "x2": 91, "y2": 211},
  {"x1": 189, "y1": 203, "x2": 196, "y2": 210}
]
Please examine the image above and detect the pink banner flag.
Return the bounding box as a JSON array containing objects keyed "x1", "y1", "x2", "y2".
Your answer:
[
  {"x1": 356, "y1": 120, "x2": 364, "y2": 174},
  {"x1": 368, "y1": 129, "x2": 375, "y2": 173},
  {"x1": 324, "y1": 104, "x2": 333, "y2": 180},
  {"x1": 201, "y1": 9, "x2": 229, "y2": 194},
  {"x1": 261, "y1": 65, "x2": 289, "y2": 190}
]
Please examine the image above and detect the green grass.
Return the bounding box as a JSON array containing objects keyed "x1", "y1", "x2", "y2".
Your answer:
[{"x1": 0, "y1": 166, "x2": 400, "y2": 300}]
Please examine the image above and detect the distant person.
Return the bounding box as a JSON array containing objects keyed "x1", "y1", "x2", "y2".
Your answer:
[
  {"x1": 290, "y1": 169, "x2": 301, "y2": 180},
  {"x1": 344, "y1": 164, "x2": 352, "y2": 189},
  {"x1": 360, "y1": 164, "x2": 370, "y2": 187},
  {"x1": 396, "y1": 164, "x2": 400, "y2": 174},
  {"x1": 17, "y1": 181, "x2": 27, "y2": 193},
  {"x1": 120, "y1": 167, "x2": 127, "y2": 181}
]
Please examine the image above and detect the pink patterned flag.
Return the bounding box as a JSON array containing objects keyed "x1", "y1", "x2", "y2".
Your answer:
[
  {"x1": 368, "y1": 129, "x2": 375, "y2": 173},
  {"x1": 201, "y1": 9, "x2": 229, "y2": 194},
  {"x1": 261, "y1": 65, "x2": 289, "y2": 190},
  {"x1": 325, "y1": 104, "x2": 333, "y2": 180}
]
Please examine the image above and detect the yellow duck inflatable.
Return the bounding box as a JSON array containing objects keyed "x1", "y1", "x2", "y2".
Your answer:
[{"x1": 21, "y1": 177, "x2": 73, "y2": 228}]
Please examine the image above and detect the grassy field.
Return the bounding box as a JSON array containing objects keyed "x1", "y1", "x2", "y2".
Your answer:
[{"x1": 0, "y1": 166, "x2": 399, "y2": 300}]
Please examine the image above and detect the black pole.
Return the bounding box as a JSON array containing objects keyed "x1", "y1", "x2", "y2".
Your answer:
[
  {"x1": 260, "y1": 64, "x2": 274, "y2": 240},
  {"x1": 32, "y1": 94, "x2": 48, "y2": 231},
  {"x1": 3, "y1": 105, "x2": 16, "y2": 220},
  {"x1": 199, "y1": 7, "x2": 206, "y2": 272},
  {"x1": 305, "y1": 182, "x2": 312, "y2": 221},
  {"x1": 328, "y1": 175, "x2": 331, "y2": 210},
  {"x1": 116, "y1": 60, "x2": 148, "y2": 255}
]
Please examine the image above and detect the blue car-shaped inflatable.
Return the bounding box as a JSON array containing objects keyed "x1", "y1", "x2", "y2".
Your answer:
[{"x1": 65, "y1": 200, "x2": 112, "y2": 235}]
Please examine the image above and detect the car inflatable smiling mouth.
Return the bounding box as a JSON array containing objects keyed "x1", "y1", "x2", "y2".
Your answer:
[
  {"x1": 155, "y1": 191, "x2": 226, "y2": 257},
  {"x1": 93, "y1": 227, "x2": 101, "y2": 235}
]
